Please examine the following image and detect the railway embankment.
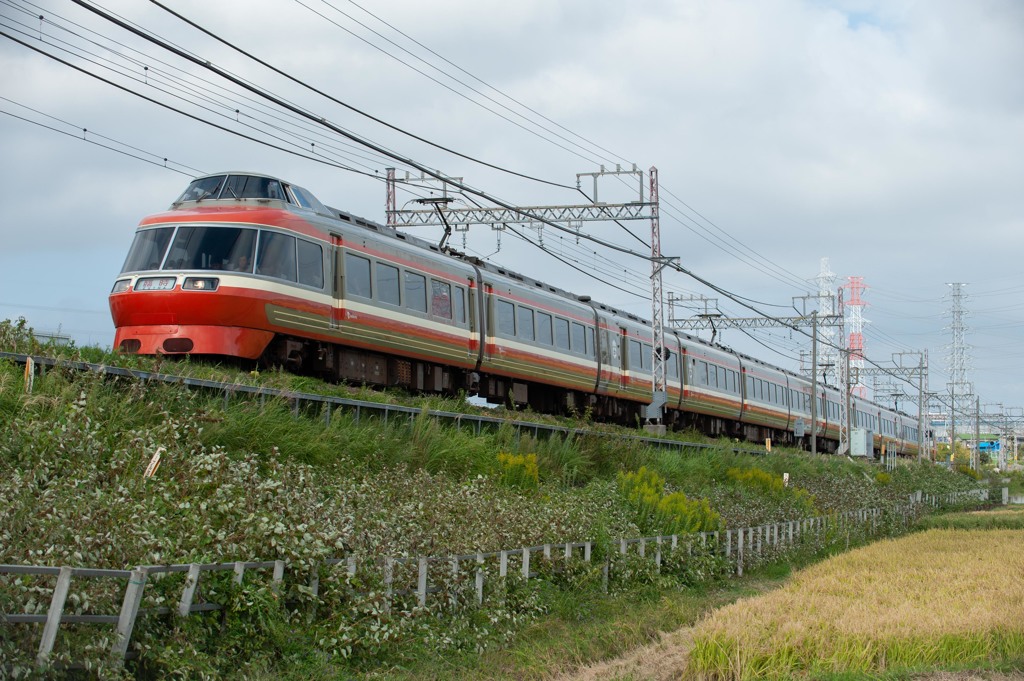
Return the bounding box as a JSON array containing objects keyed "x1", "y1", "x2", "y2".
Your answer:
[{"x1": 0, "y1": 321, "x2": 1003, "y2": 679}]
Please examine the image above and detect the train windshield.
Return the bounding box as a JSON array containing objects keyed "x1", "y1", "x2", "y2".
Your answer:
[
  {"x1": 163, "y1": 226, "x2": 257, "y2": 272},
  {"x1": 176, "y1": 174, "x2": 286, "y2": 203},
  {"x1": 177, "y1": 175, "x2": 226, "y2": 202},
  {"x1": 120, "y1": 227, "x2": 174, "y2": 272}
]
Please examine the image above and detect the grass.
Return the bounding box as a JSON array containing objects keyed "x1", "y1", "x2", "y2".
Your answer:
[
  {"x1": 916, "y1": 505, "x2": 1024, "y2": 531},
  {"x1": 687, "y1": 528, "x2": 1024, "y2": 679}
]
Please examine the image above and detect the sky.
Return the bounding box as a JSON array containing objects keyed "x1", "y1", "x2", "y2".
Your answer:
[{"x1": 1, "y1": 0, "x2": 1022, "y2": 427}]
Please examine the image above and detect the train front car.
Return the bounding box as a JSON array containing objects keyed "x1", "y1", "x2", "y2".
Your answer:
[{"x1": 109, "y1": 173, "x2": 331, "y2": 362}]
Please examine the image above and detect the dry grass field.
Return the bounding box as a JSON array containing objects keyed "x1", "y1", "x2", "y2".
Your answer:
[
  {"x1": 559, "y1": 525, "x2": 1024, "y2": 680},
  {"x1": 684, "y1": 528, "x2": 1024, "y2": 679}
]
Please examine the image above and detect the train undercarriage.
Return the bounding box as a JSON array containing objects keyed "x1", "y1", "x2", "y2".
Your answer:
[{"x1": 259, "y1": 333, "x2": 843, "y2": 455}]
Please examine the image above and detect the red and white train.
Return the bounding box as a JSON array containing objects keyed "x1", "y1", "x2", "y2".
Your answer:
[{"x1": 109, "y1": 172, "x2": 920, "y2": 457}]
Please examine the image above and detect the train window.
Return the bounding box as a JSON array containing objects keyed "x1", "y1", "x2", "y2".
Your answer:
[
  {"x1": 297, "y1": 240, "x2": 323, "y2": 288},
  {"x1": 121, "y1": 227, "x2": 175, "y2": 272},
  {"x1": 177, "y1": 175, "x2": 225, "y2": 202},
  {"x1": 290, "y1": 185, "x2": 329, "y2": 214},
  {"x1": 571, "y1": 322, "x2": 586, "y2": 354},
  {"x1": 718, "y1": 367, "x2": 727, "y2": 390},
  {"x1": 431, "y1": 280, "x2": 452, "y2": 319},
  {"x1": 377, "y1": 263, "x2": 400, "y2": 305},
  {"x1": 517, "y1": 306, "x2": 535, "y2": 340},
  {"x1": 588, "y1": 329, "x2": 597, "y2": 358},
  {"x1": 667, "y1": 353, "x2": 679, "y2": 379},
  {"x1": 497, "y1": 300, "x2": 516, "y2": 336},
  {"x1": 405, "y1": 272, "x2": 427, "y2": 313},
  {"x1": 554, "y1": 318, "x2": 570, "y2": 350},
  {"x1": 454, "y1": 287, "x2": 466, "y2": 324},
  {"x1": 536, "y1": 311, "x2": 553, "y2": 345},
  {"x1": 628, "y1": 340, "x2": 642, "y2": 370},
  {"x1": 222, "y1": 175, "x2": 285, "y2": 201},
  {"x1": 345, "y1": 253, "x2": 372, "y2": 298},
  {"x1": 641, "y1": 343, "x2": 651, "y2": 369},
  {"x1": 255, "y1": 232, "x2": 297, "y2": 282},
  {"x1": 163, "y1": 226, "x2": 258, "y2": 273}
]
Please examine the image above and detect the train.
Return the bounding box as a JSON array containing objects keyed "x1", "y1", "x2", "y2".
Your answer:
[{"x1": 109, "y1": 171, "x2": 920, "y2": 458}]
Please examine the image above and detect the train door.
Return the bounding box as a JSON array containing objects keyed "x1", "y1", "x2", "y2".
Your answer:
[
  {"x1": 614, "y1": 325, "x2": 627, "y2": 391},
  {"x1": 330, "y1": 234, "x2": 344, "y2": 329},
  {"x1": 466, "y1": 275, "x2": 486, "y2": 366}
]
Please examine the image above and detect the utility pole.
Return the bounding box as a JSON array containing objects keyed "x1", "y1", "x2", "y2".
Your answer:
[
  {"x1": 811, "y1": 310, "x2": 818, "y2": 456},
  {"x1": 644, "y1": 167, "x2": 669, "y2": 429},
  {"x1": 950, "y1": 385, "x2": 956, "y2": 465},
  {"x1": 975, "y1": 396, "x2": 981, "y2": 471},
  {"x1": 946, "y1": 282, "x2": 972, "y2": 467},
  {"x1": 918, "y1": 352, "x2": 926, "y2": 461}
]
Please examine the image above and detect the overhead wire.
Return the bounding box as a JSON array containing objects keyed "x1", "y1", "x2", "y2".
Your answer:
[
  {"x1": 0, "y1": 27, "x2": 396, "y2": 182},
  {"x1": 293, "y1": 0, "x2": 606, "y2": 168},
  {"x1": 0, "y1": 98, "x2": 200, "y2": 176},
  {"x1": 331, "y1": 0, "x2": 634, "y2": 167},
  {"x1": 301, "y1": 0, "x2": 815, "y2": 289},
  {"x1": 144, "y1": 0, "x2": 581, "y2": 191},
  {"x1": 4, "y1": 3, "x2": 414, "y2": 175}
]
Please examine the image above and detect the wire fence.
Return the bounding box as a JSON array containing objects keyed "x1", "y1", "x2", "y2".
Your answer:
[{"x1": 1, "y1": 487, "x2": 995, "y2": 672}]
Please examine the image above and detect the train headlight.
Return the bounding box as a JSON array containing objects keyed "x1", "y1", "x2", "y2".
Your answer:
[
  {"x1": 110, "y1": 279, "x2": 130, "y2": 294},
  {"x1": 183, "y1": 277, "x2": 219, "y2": 291},
  {"x1": 135, "y1": 276, "x2": 177, "y2": 291}
]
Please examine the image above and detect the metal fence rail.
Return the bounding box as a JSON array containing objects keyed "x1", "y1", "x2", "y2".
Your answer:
[
  {"x1": 0, "y1": 351, "x2": 767, "y2": 456},
  {"x1": 0, "y1": 486, "x2": 994, "y2": 671}
]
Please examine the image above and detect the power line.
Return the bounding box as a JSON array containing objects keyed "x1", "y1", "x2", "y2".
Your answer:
[
  {"x1": 329, "y1": 0, "x2": 633, "y2": 167},
  {"x1": 145, "y1": 0, "x2": 580, "y2": 191}
]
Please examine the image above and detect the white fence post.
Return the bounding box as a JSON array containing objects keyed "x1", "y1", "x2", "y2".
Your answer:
[
  {"x1": 417, "y1": 558, "x2": 428, "y2": 607},
  {"x1": 178, "y1": 564, "x2": 202, "y2": 617},
  {"x1": 475, "y1": 552, "x2": 484, "y2": 606},
  {"x1": 37, "y1": 566, "x2": 73, "y2": 668},
  {"x1": 110, "y1": 567, "x2": 147, "y2": 665},
  {"x1": 737, "y1": 528, "x2": 744, "y2": 577}
]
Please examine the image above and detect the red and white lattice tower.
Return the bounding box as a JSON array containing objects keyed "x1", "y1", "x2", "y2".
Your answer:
[{"x1": 842, "y1": 276, "x2": 869, "y2": 398}]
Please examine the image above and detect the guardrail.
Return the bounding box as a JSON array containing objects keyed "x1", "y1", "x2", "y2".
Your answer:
[
  {"x1": 0, "y1": 351, "x2": 768, "y2": 456},
  {"x1": 1, "y1": 487, "x2": 994, "y2": 672}
]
